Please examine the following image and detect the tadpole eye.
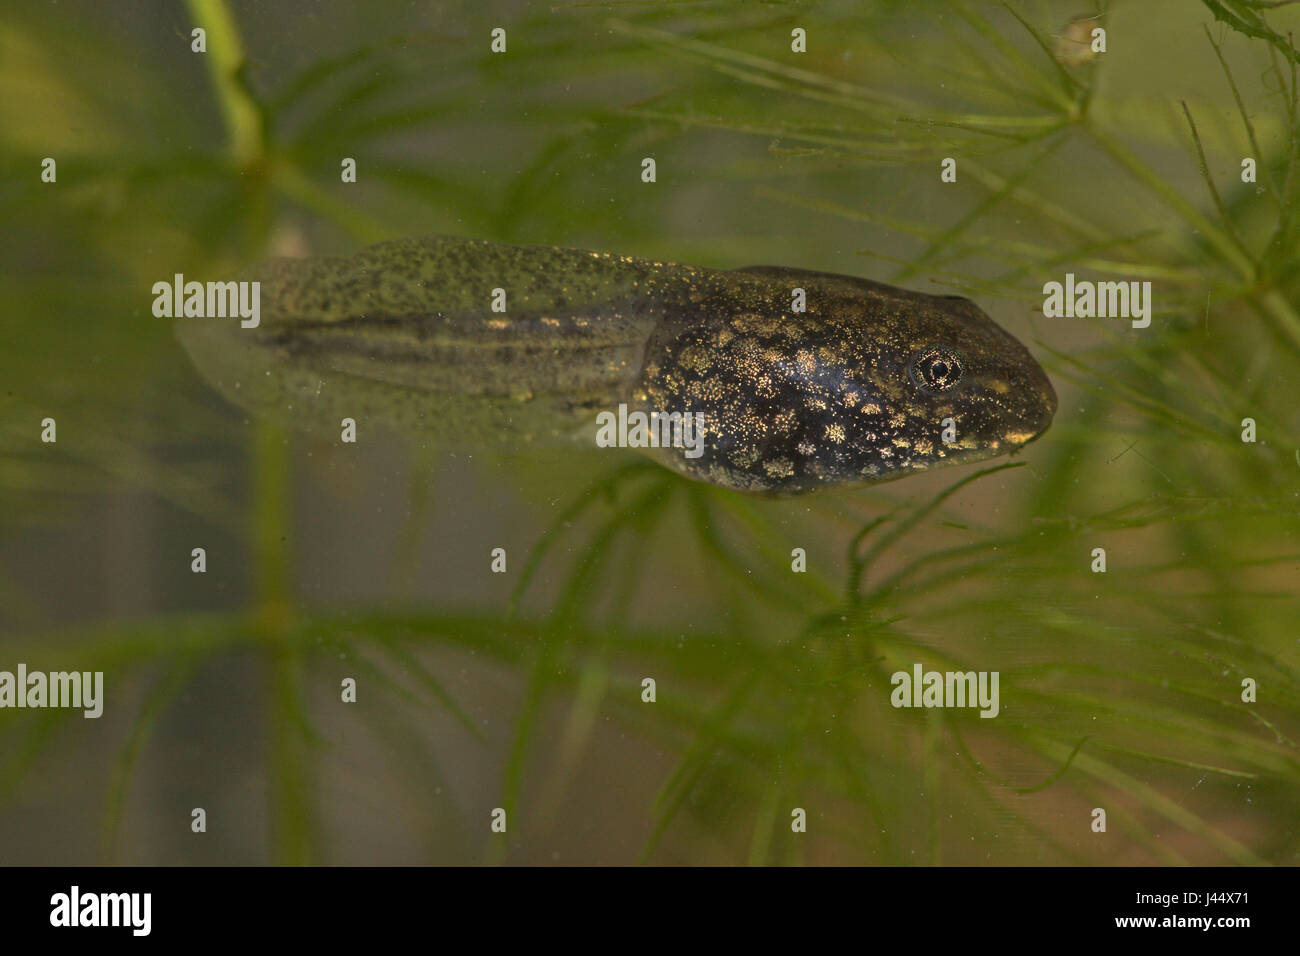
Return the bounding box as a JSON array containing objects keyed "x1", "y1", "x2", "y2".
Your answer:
[{"x1": 910, "y1": 347, "x2": 964, "y2": 392}]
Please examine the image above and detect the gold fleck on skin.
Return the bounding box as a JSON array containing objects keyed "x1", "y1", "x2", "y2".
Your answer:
[
  {"x1": 680, "y1": 344, "x2": 713, "y2": 373},
  {"x1": 773, "y1": 409, "x2": 798, "y2": 432},
  {"x1": 176, "y1": 235, "x2": 1057, "y2": 496}
]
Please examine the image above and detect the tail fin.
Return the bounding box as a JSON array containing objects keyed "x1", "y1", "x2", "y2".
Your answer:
[{"x1": 177, "y1": 235, "x2": 692, "y2": 443}]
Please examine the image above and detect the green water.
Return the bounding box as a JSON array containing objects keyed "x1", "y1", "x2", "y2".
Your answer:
[{"x1": 0, "y1": 0, "x2": 1297, "y2": 865}]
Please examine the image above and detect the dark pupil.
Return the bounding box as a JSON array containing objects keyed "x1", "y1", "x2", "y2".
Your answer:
[{"x1": 914, "y1": 349, "x2": 961, "y2": 390}]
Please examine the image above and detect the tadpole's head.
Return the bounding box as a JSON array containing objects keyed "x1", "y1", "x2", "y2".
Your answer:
[{"x1": 635, "y1": 275, "x2": 1056, "y2": 494}]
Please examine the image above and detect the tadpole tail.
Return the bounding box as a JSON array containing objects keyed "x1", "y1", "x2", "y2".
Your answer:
[{"x1": 176, "y1": 235, "x2": 699, "y2": 443}]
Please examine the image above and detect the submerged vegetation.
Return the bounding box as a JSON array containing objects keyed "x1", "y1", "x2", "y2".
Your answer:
[{"x1": 0, "y1": 0, "x2": 1297, "y2": 864}]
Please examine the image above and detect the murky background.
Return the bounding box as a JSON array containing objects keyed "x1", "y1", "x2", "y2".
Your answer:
[{"x1": 1, "y1": 0, "x2": 1297, "y2": 864}]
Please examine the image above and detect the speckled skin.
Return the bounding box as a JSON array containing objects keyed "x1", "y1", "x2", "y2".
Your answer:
[
  {"x1": 176, "y1": 236, "x2": 1056, "y2": 495},
  {"x1": 637, "y1": 265, "x2": 1057, "y2": 493}
]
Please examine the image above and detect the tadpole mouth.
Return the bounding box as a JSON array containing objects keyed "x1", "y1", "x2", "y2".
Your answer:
[
  {"x1": 1007, "y1": 368, "x2": 1058, "y2": 447},
  {"x1": 987, "y1": 354, "x2": 1057, "y2": 450}
]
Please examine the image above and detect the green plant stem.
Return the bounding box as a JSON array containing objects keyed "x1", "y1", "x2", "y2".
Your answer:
[
  {"x1": 272, "y1": 161, "x2": 392, "y2": 245},
  {"x1": 185, "y1": 0, "x2": 264, "y2": 168},
  {"x1": 252, "y1": 423, "x2": 290, "y2": 612},
  {"x1": 268, "y1": 646, "x2": 315, "y2": 864},
  {"x1": 250, "y1": 422, "x2": 314, "y2": 863},
  {"x1": 186, "y1": 0, "x2": 314, "y2": 866},
  {"x1": 1256, "y1": 288, "x2": 1300, "y2": 351},
  {"x1": 1085, "y1": 122, "x2": 1257, "y2": 281}
]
